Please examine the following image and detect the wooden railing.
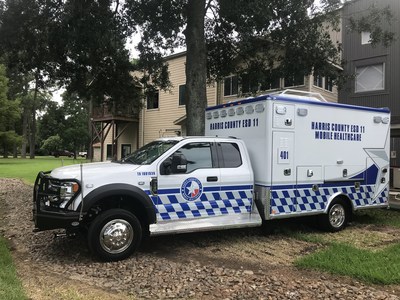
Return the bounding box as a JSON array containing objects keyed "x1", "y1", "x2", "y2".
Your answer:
[{"x1": 92, "y1": 102, "x2": 139, "y2": 120}]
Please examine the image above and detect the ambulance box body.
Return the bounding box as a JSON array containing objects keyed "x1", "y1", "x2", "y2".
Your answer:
[{"x1": 205, "y1": 91, "x2": 390, "y2": 220}]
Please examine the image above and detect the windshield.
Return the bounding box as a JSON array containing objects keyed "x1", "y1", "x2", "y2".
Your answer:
[{"x1": 121, "y1": 140, "x2": 179, "y2": 165}]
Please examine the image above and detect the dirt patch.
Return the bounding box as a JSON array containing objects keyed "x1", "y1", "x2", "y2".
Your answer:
[{"x1": 1, "y1": 178, "x2": 400, "y2": 299}]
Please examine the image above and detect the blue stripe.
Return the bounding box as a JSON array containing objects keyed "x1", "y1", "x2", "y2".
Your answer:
[
  {"x1": 158, "y1": 188, "x2": 180, "y2": 195},
  {"x1": 156, "y1": 185, "x2": 252, "y2": 195},
  {"x1": 264, "y1": 164, "x2": 379, "y2": 191},
  {"x1": 220, "y1": 185, "x2": 253, "y2": 191},
  {"x1": 206, "y1": 94, "x2": 390, "y2": 113},
  {"x1": 273, "y1": 182, "x2": 357, "y2": 190},
  {"x1": 203, "y1": 186, "x2": 220, "y2": 192}
]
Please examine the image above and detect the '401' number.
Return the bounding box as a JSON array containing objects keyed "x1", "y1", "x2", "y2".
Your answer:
[{"x1": 280, "y1": 151, "x2": 289, "y2": 160}]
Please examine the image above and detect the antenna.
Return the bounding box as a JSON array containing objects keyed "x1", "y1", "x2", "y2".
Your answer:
[{"x1": 79, "y1": 163, "x2": 84, "y2": 221}]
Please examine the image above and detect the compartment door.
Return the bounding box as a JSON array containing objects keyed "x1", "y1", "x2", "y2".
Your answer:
[{"x1": 270, "y1": 131, "x2": 296, "y2": 216}]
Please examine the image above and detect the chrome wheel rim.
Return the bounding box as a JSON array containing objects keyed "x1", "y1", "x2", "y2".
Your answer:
[
  {"x1": 100, "y1": 219, "x2": 133, "y2": 254},
  {"x1": 329, "y1": 204, "x2": 345, "y2": 228}
]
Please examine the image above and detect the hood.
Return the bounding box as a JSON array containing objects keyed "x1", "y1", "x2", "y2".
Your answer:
[{"x1": 50, "y1": 161, "x2": 141, "y2": 180}]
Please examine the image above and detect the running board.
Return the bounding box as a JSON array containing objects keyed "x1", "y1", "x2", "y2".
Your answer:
[{"x1": 149, "y1": 213, "x2": 262, "y2": 236}]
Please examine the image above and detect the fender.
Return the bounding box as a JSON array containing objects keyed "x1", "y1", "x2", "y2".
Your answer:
[
  {"x1": 80, "y1": 183, "x2": 156, "y2": 224},
  {"x1": 325, "y1": 191, "x2": 353, "y2": 213}
]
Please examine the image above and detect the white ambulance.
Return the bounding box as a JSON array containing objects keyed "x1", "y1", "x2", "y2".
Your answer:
[
  {"x1": 206, "y1": 90, "x2": 390, "y2": 227},
  {"x1": 33, "y1": 90, "x2": 390, "y2": 261}
]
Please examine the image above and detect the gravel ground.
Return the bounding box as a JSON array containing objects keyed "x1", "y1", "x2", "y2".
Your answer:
[{"x1": 0, "y1": 178, "x2": 399, "y2": 299}]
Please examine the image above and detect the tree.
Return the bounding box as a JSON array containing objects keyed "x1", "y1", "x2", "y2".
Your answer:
[
  {"x1": 0, "y1": 0, "x2": 61, "y2": 158},
  {"x1": 37, "y1": 100, "x2": 65, "y2": 148},
  {"x1": 0, "y1": 64, "x2": 21, "y2": 158},
  {"x1": 125, "y1": 0, "x2": 343, "y2": 135},
  {"x1": 37, "y1": 92, "x2": 90, "y2": 156},
  {"x1": 52, "y1": 0, "x2": 142, "y2": 111},
  {"x1": 0, "y1": 0, "x2": 142, "y2": 158},
  {"x1": 60, "y1": 92, "x2": 90, "y2": 157},
  {"x1": 41, "y1": 134, "x2": 62, "y2": 155},
  {"x1": 125, "y1": 0, "x2": 395, "y2": 135},
  {"x1": 347, "y1": 2, "x2": 395, "y2": 47}
]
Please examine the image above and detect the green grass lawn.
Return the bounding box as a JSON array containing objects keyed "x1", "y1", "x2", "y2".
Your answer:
[
  {"x1": 0, "y1": 156, "x2": 88, "y2": 299},
  {"x1": 296, "y1": 242, "x2": 400, "y2": 284},
  {"x1": 0, "y1": 237, "x2": 27, "y2": 300},
  {"x1": 293, "y1": 209, "x2": 400, "y2": 285},
  {"x1": 0, "y1": 156, "x2": 88, "y2": 185}
]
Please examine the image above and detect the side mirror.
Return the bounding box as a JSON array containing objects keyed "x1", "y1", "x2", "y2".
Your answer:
[
  {"x1": 160, "y1": 157, "x2": 172, "y2": 175},
  {"x1": 172, "y1": 153, "x2": 187, "y2": 174}
]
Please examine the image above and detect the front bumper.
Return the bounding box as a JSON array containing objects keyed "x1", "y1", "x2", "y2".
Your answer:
[{"x1": 33, "y1": 171, "x2": 82, "y2": 231}]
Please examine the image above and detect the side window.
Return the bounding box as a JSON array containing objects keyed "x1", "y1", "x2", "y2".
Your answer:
[
  {"x1": 147, "y1": 90, "x2": 159, "y2": 109},
  {"x1": 179, "y1": 84, "x2": 186, "y2": 106},
  {"x1": 220, "y1": 143, "x2": 242, "y2": 168},
  {"x1": 224, "y1": 75, "x2": 238, "y2": 96},
  {"x1": 177, "y1": 142, "x2": 213, "y2": 173}
]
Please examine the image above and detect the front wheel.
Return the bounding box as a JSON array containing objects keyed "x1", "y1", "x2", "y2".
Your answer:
[
  {"x1": 319, "y1": 198, "x2": 349, "y2": 232},
  {"x1": 87, "y1": 209, "x2": 142, "y2": 261}
]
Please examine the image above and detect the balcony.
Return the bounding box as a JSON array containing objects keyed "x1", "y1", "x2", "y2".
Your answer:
[{"x1": 91, "y1": 102, "x2": 139, "y2": 122}]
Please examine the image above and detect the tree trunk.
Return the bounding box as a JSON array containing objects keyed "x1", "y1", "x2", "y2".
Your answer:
[
  {"x1": 184, "y1": 0, "x2": 207, "y2": 136},
  {"x1": 88, "y1": 98, "x2": 93, "y2": 161},
  {"x1": 13, "y1": 141, "x2": 17, "y2": 158},
  {"x1": 21, "y1": 107, "x2": 29, "y2": 158}
]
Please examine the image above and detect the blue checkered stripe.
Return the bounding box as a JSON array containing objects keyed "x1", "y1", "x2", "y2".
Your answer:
[
  {"x1": 150, "y1": 187, "x2": 253, "y2": 221},
  {"x1": 350, "y1": 186, "x2": 388, "y2": 207},
  {"x1": 271, "y1": 185, "x2": 388, "y2": 216}
]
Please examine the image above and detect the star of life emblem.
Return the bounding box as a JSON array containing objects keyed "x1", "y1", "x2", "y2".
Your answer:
[{"x1": 181, "y1": 177, "x2": 203, "y2": 201}]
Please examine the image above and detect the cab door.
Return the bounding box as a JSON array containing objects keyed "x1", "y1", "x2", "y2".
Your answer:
[{"x1": 155, "y1": 141, "x2": 221, "y2": 222}]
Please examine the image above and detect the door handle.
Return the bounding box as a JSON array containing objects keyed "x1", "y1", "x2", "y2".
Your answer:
[{"x1": 207, "y1": 176, "x2": 218, "y2": 182}]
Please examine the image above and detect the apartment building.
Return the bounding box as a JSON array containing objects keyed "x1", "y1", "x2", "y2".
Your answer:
[
  {"x1": 92, "y1": 53, "x2": 340, "y2": 161},
  {"x1": 138, "y1": 52, "x2": 340, "y2": 144},
  {"x1": 338, "y1": 0, "x2": 400, "y2": 170},
  {"x1": 93, "y1": 24, "x2": 341, "y2": 161}
]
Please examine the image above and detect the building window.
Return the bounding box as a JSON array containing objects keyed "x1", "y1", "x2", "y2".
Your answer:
[
  {"x1": 355, "y1": 63, "x2": 384, "y2": 93},
  {"x1": 179, "y1": 84, "x2": 186, "y2": 106},
  {"x1": 240, "y1": 74, "x2": 260, "y2": 94},
  {"x1": 260, "y1": 69, "x2": 281, "y2": 91},
  {"x1": 325, "y1": 77, "x2": 333, "y2": 92},
  {"x1": 147, "y1": 90, "x2": 159, "y2": 109},
  {"x1": 106, "y1": 144, "x2": 113, "y2": 160},
  {"x1": 121, "y1": 144, "x2": 131, "y2": 158},
  {"x1": 313, "y1": 75, "x2": 323, "y2": 88},
  {"x1": 241, "y1": 74, "x2": 251, "y2": 94},
  {"x1": 284, "y1": 73, "x2": 304, "y2": 88},
  {"x1": 224, "y1": 75, "x2": 238, "y2": 96},
  {"x1": 361, "y1": 31, "x2": 371, "y2": 45}
]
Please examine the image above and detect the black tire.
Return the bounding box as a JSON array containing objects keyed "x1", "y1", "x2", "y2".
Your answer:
[
  {"x1": 319, "y1": 198, "x2": 349, "y2": 232},
  {"x1": 87, "y1": 208, "x2": 142, "y2": 261},
  {"x1": 261, "y1": 219, "x2": 276, "y2": 235}
]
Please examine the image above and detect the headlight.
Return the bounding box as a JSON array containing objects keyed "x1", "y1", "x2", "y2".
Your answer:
[
  {"x1": 47, "y1": 180, "x2": 80, "y2": 206},
  {"x1": 60, "y1": 182, "x2": 80, "y2": 201}
]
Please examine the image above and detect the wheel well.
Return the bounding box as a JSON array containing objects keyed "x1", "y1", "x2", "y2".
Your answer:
[
  {"x1": 84, "y1": 195, "x2": 150, "y2": 230},
  {"x1": 330, "y1": 194, "x2": 353, "y2": 219}
]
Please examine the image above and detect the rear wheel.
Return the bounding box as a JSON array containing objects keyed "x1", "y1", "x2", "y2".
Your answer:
[
  {"x1": 87, "y1": 209, "x2": 142, "y2": 261},
  {"x1": 319, "y1": 198, "x2": 349, "y2": 232}
]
